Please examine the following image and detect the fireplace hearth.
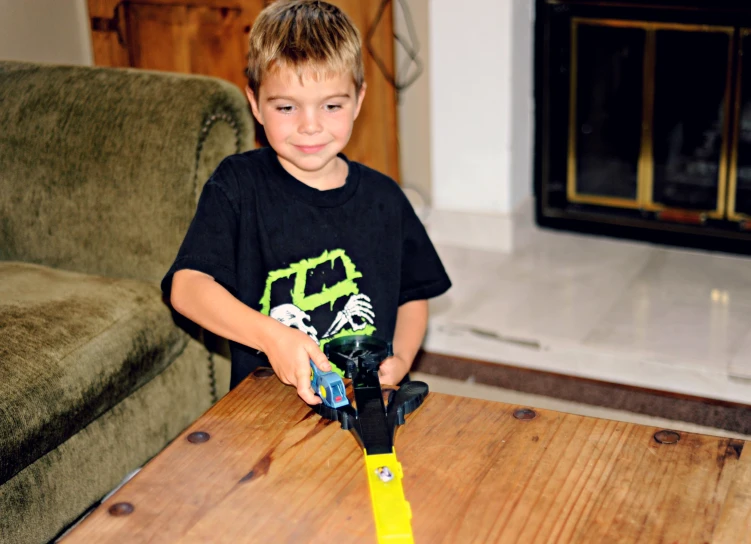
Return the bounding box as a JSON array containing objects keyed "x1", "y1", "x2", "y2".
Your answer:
[{"x1": 535, "y1": 0, "x2": 751, "y2": 255}]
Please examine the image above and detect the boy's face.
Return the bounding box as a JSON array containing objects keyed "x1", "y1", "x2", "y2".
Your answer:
[{"x1": 247, "y1": 66, "x2": 366, "y2": 184}]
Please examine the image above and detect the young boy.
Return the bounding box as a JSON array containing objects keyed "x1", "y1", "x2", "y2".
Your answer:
[{"x1": 161, "y1": 0, "x2": 451, "y2": 406}]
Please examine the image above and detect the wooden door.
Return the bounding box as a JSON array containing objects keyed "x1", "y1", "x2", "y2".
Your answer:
[
  {"x1": 87, "y1": 0, "x2": 399, "y2": 181},
  {"x1": 328, "y1": 0, "x2": 399, "y2": 182}
]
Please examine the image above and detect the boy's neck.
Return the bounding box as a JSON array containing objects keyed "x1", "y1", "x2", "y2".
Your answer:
[{"x1": 278, "y1": 154, "x2": 348, "y2": 191}]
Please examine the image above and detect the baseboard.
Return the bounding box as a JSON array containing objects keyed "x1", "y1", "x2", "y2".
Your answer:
[{"x1": 412, "y1": 350, "x2": 751, "y2": 436}]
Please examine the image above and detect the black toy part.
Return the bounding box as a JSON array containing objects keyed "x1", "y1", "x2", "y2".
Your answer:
[
  {"x1": 312, "y1": 402, "x2": 356, "y2": 430},
  {"x1": 324, "y1": 335, "x2": 393, "y2": 379},
  {"x1": 314, "y1": 334, "x2": 427, "y2": 452},
  {"x1": 386, "y1": 381, "x2": 429, "y2": 438},
  {"x1": 353, "y1": 364, "x2": 392, "y2": 454}
]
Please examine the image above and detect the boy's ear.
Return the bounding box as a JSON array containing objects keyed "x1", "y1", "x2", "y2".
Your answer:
[
  {"x1": 353, "y1": 82, "x2": 367, "y2": 121},
  {"x1": 245, "y1": 86, "x2": 264, "y2": 125}
]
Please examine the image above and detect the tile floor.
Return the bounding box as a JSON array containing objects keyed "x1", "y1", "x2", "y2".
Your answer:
[{"x1": 421, "y1": 206, "x2": 751, "y2": 438}]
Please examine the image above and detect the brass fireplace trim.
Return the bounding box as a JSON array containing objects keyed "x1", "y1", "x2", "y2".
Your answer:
[
  {"x1": 547, "y1": 0, "x2": 751, "y2": 16},
  {"x1": 726, "y1": 28, "x2": 751, "y2": 222},
  {"x1": 567, "y1": 18, "x2": 734, "y2": 219},
  {"x1": 638, "y1": 28, "x2": 656, "y2": 211},
  {"x1": 567, "y1": 18, "x2": 641, "y2": 209}
]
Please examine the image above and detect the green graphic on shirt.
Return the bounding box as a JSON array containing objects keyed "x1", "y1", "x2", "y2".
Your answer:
[
  {"x1": 259, "y1": 249, "x2": 360, "y2": 314},
  {"x1": 260, "y1": 249, "x2": 376, "y2": 376}
]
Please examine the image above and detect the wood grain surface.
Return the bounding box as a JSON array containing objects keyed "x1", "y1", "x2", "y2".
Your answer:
[
  {"x1": 63, "y1": 371, "x2": 750, "y2": 543},
  {"x1": 712, "y1": 438, "x2": 751, "y2": 544},
  {"x1": 85, "y1": 0, "x2": 400, "y2": 181}
]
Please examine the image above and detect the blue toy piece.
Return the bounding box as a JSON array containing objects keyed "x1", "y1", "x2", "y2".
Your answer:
[{"x1": 310, "y1": 360, "x2": 349, "y2": 408}]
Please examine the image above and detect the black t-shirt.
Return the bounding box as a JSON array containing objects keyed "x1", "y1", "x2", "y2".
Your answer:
[{"x1": 161, "y1": 147, "x2": 451, "y2": 387}]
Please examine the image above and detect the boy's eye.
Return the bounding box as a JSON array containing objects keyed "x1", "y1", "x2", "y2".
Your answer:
[
  {"x1": 324, "y1": 104, "x2": 343, "y2": 112},
  {"x1": 276, "y1": 105, "x2": 294, "y2": 113}
]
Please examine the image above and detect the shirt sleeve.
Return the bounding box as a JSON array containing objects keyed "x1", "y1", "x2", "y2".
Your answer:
[
  {"x1": 161, "y1": 162, "x2": 240, "y2": 299},
  {"x1": 398, "y1": 198, "x2": 452, "y2": 305}
]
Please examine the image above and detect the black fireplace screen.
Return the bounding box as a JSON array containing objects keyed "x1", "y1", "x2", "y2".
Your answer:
[{"x1": 535, "y1": 0, "x2": 751, "y2": 254}]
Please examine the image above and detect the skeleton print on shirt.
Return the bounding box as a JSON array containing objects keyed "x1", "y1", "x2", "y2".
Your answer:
[{"x1": 260, "y1": 249, "x2": 376, "y2": 357}]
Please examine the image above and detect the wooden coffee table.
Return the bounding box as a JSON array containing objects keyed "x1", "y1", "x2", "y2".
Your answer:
[{"x1": 63, "y1": 368, "x2": 751, "y2": 543}]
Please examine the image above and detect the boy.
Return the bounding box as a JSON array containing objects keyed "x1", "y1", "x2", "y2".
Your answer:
[{"x1": 162, "y1": 0, "x2": 451, "y2": 406}]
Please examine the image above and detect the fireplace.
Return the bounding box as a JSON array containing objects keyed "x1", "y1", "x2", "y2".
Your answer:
[{"x1": 534, "y1": 0, "x2": 751, "y2": 255}]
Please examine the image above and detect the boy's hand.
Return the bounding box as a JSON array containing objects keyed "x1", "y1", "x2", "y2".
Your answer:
[
  {"x1": 378, "y1": 355, "x2": 411, "y2": 386},
  {"x1": 262, "y1": 322, "x2": 331, "y2": 405}
]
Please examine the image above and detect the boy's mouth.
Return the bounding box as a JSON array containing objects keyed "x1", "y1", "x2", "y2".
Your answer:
[{"x1": 295, "y1": 144, "x2": 326, "y2": 154}]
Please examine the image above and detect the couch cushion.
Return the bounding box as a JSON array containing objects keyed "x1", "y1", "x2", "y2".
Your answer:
[{"x1": 0, "y1": 262, "x2": 189, "y2": 485}]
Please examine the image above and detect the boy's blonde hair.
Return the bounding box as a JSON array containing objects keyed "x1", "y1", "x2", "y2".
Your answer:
[{"x1": 247, "y1": 0, "x2": 364, "y2": 96}]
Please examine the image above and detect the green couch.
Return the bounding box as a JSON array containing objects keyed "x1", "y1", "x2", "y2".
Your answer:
[{"x1": 0, "y1": 61, "x2": 254, "y2": 543}]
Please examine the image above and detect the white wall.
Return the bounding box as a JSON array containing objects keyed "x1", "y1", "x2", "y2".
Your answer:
[
  {"x1": 0, "y1": 0, "x2": 92, "y2": 65},
  {"x1": 429, "y1": 0, "x2": 512, "y2": 214},
  {"x1": 427, "y1": 0, "x2": 534, "y2": 250},
  {"x1": 429, "y1": 0, "x2": 534, "y2": 214},
  {"x1": 510, "y1": 0, "x2": 534, "y2": 210}
]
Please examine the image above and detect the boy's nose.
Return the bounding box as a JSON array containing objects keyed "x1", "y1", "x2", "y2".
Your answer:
[{"x1": 299, "y1": 110, "x2": 322, "y2": 135}]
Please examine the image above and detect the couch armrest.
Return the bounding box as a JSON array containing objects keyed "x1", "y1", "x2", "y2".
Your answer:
[{"x1": 0, "y1": 61, "x2": 254, "y2": 283}]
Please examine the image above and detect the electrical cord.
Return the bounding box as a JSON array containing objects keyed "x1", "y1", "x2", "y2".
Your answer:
[{"x1": 365, "y1": 0, "x2": 424, "y2": 100}]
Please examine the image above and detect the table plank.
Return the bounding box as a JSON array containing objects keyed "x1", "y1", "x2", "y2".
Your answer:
[
  {"x1": 63, "y1": 371, "x2": 748, "y2": 543},
  {"x1": 713, "y1": 440, "x2": 751, "y2": 544}
]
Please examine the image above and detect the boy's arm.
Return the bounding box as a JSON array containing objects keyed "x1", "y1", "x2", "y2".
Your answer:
[
  {"x1": 170, "y1": 269, "x2": 331, "y2": 404},
  {"x1": 378, "y1": 299, "x2": 428, "y2": 385}
]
